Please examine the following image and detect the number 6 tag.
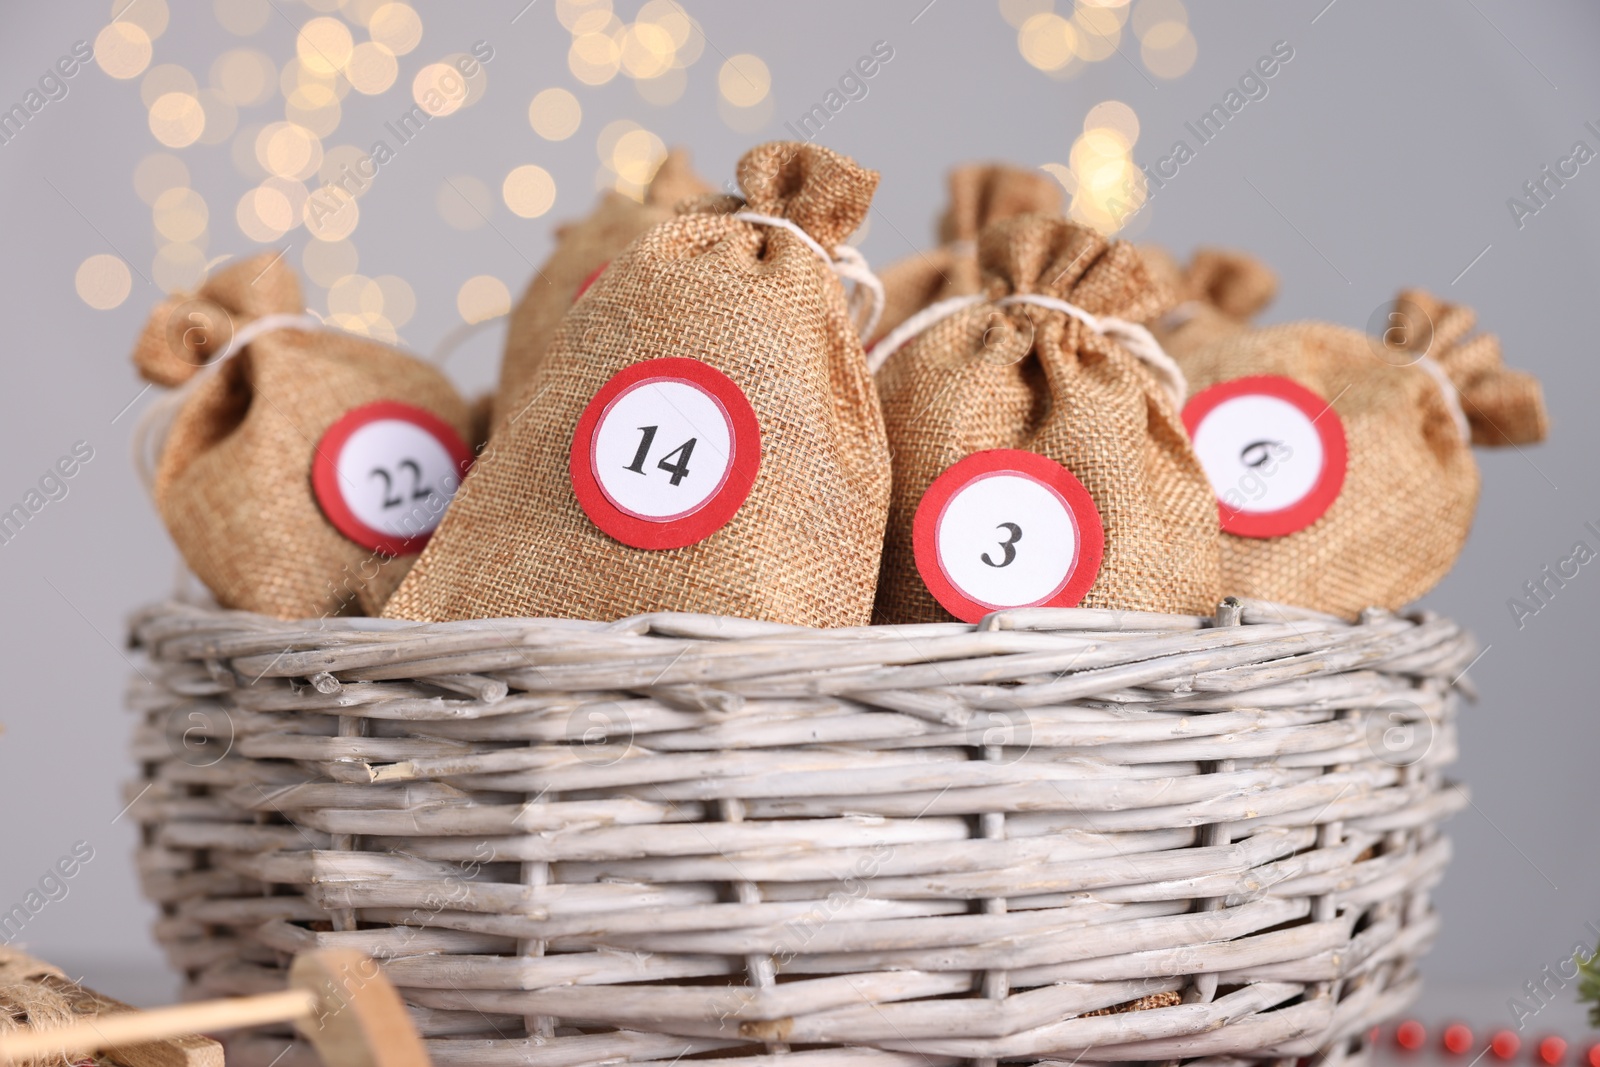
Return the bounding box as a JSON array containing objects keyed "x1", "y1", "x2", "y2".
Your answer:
[
  {"x1": 312, "y1": 401, "x2": 474, "y2": 556},
  {"x1": 570, "y1": 357, "x2": 761, "y2": 550},
  {"x1": 913, "y1": 449, "x2": 1104, "y2": 623}
]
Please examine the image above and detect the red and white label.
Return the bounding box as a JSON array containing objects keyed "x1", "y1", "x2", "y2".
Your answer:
[
  {"x1": 1182, "y1": 375, "x2": 1348, "y2": 539},
  {"x1": 914, "y1": 449, "x2": 1104, "y2": 623},
  {"x1": 570, "y1": 357, "x2": 761, "y2": 550},
  {"x1": 312, "y1": 401, "x2": 474, "y2": 556}
]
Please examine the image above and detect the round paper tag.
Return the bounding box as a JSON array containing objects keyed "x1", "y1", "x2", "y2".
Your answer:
[
  {"x1": 570, "y1": 357, "x2": 761, "y2": 550},
  {"x1": 1182, "y1": 375, "x2": 1348, "y2": 539},
  {"x1": 913, "y1": 449, "x2": 1104, "y2": 623},
  {"x1": 312, "y1": 401, "x2": 474, "y2": 556}
]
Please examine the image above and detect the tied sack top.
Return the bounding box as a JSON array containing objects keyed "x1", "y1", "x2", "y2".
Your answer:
[
  {"x1": 1141, "y1": 244, "x2": 1278, "y2": 348},
  {"x1": 872, "y1": 163, "x2": 1063, "y2": 346},
  {"x1": 132, "y1": 251, "x2": 474, "y2": 619},
  {"x1": 491, "y1": 148, "x2": 710, "y2": 433},
  {"x1": 874, "y1": 213, "x2": 1223, "y2": 623},
  {"x1": 385, "y1": 141, "x2": 891, "y2": 629},
  {"x1": 1170, "y1": 288, "x2": 1548, "y2": 618}
]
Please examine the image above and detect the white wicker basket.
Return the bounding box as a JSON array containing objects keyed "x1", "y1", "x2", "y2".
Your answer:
[{"x1": 126, "y1": 596, "x2": 1472, "y2": 1067}]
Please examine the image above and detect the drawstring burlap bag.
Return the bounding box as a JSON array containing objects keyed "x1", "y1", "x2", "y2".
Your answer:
[
  {"x1": 871, "y1": 213, "x2": 1222, "y2": 624},
  {"x1": 1170, "y1": 288, "x2": 1548, "y2": 617},
  {"x1": 491, "y1": 148, "x2": 710, "y2": 431},
  {"x1": 1142, "y1": 244, "x2": 1277, "y2": 348},
  {"x1": 385, "y1": 141, "x2": 891, "y2": 627},
  {"x1": 872, "y1": 163, "x2": 1062, "y2": 345},
  {"x1": 133, "y1": 252, "x2": 474, "y2": 619}
]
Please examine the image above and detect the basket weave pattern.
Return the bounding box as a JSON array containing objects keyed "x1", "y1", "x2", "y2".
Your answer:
[{"x1": 127, "y1": 597, "x2": 1472, "y2": 1067}]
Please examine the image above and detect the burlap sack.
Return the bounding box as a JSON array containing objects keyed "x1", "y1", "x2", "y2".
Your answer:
[
  {"x1": 874, "y1": 213, "x2": 1222, "y2": 624},
  {"x1": 871, "y1": 163, "x2": 1063, "y2": 345},
  {"x1": 386, "y1": 141, "x2": 891, "y2": 627},
  {"x1": 1170, "y1": 288, "x2": 1548, "y2": 617},
  {"x1": 1142, "y1": 244, "x2": 1277, "y2": 347},
  {"x1": 134, "y1": 251, "x2": 473, "y2": 619},
  {"x1": 491, "y1": 148, "x2": 710, "y2": 430}
]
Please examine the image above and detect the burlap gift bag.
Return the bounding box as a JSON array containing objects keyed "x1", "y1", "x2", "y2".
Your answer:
[
  {"x1": 133, "y1": 251, "x2": 474, "y2": 619},
  {"x1": 385, "y1": 141, "x2": 891, "y2": 627},
  {"x1": 872, "y1": 213, "x2": 1222, "y2": 624},
  {"x1": 1142, "y1": 244, "x2": 1278, "y2": 347},
  {"x1": 872, "y1": 163, "x2": 1062, "y2": 345},
  {"x1": 491, "y1": 148, "x2": 709, "y2": 431},
  {"x1": 1170, "y1": 288, "x2": 1548, "y2": 618}
]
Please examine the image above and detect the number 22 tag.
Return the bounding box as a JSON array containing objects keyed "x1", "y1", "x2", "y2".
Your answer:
[
  {"x1": 312, "y1": 401, "x2": 474, "y2": 556},
  {"x1": 913, "y1": 449, "x2": 1104, "y2": 623},
  {"x1": 570, "y1": 357, "x2": 762, "y2": 550}
]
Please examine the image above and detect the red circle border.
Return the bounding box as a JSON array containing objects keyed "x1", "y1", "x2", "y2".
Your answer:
[
  {"x1": 913, "y1": 449, "x2": 1105, "y2": 624},
  {"x1": 570, "y1": 357, "x2": 762, "y2": 551},
  {"x1": 1181, "y1": 374, "x2": 1349, "y2": 540},
  {"x1": 312, "y1": 400, "x2": 474, "y2": 558}
]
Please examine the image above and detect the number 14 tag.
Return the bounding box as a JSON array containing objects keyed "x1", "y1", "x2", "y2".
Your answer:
[
  {"x1": 570, "y1": 357, "x2": 762, "y2": 550},
  {"x1": 914, "y1": 449, "x2": 1104, "y2": 623}
]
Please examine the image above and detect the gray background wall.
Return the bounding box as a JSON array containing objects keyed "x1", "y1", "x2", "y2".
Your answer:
[{"x1": 0, "y1": 0, "x2": 1595, "y2": 1036}]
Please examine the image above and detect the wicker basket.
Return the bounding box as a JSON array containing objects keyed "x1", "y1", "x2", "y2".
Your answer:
[{"x1": 126, "y1": 596, "x2": 1473, "y2": 1067}]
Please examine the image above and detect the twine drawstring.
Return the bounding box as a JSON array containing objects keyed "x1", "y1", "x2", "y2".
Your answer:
[
  {"x1": 734, "y1": 211, "x2": 885, "y2": 341},
  {"x1": 132, "y1": 312, "x2": 324, "y2": 494},
  {"x1": 1415, "y1": 354, "x2": 1471, "y2": 442},
  {"x1": 864, "y1": 289, "x2": 1188, "y2": 411}
]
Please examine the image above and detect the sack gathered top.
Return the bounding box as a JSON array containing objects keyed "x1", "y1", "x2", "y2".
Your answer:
[
  {"x1": 385, "y1": 141, "x2": 892, "y2": 628},
  {"x1": 872, "y1": 212, "x2": 1223, "y2": 624},
  {"x1": 872, "y1": 162, "x2": 1063, "y2": 346},
  {"x1": 1161, "y1": 272, "x2": 1548, "y2": 618},
  {"x1": 132, "y1": 251, "x2": 474, "y2": 619}
]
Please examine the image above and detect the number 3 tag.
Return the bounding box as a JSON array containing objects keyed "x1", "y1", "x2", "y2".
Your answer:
[
  {"x1": 313, "y1": 401, "x2": 474, "y2": 556},
  {"x1": 570, "y1": 357, "x2": 761, "y2": 550},
  {"x1": 913, "y1": 449, "x2": 1104, "y2": 623}
]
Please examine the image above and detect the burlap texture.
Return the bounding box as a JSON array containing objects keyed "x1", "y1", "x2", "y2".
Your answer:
[
  {"x1": 874, "y1": 214, "x2": 1221, "y2": 624},
  {"x1": 492, "y1": 148, "x2": 710, "y2": 431},
  {"x1": 134, "y1": 252, "x2": 473, "y2": 619},
  {"x1": 1169, "y1": 289, "x2": 1548, "y2": 618},
  {"x1": 1143, "y1": 244, "x2": 1278, "y2": 351},
  {"x1": 872, "y1": 163, "x2": 1063, "y2": 344},
  {"x1": 386, "y1": 141, "x2": 891, "y2": 627},
  {"x1": 0, "y1": 947, "x2": 75, "y2": 1067}
]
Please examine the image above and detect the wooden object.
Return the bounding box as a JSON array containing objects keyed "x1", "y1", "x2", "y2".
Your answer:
[
  {"x1": 0, "y1": 947, "x2": 222, "y2": 1067},
  {"x1": 0, "y1": 951, "x2": 425, "y2": 1067},
  {"x1": 126, "y1": 597, "x2": 1477, "y2": 1067}
]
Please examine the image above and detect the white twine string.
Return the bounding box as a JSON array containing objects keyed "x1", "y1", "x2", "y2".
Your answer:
[
  {"x1": 733, "y1": 210, "x2": 885, "y2": 341},
  {"x1": 1415, "y1": 353, "x2": 1471, "y2": 441},
  {"x1": 864, "y1": 290, "x2": 1188, "y2": 411},
  {"x1": 1156, "y1": 300, "x2": 1205, "y2": 332},
  {"x1": 132, "y1": 311, "x2": 324, "y2": 494},
  {"x1": 866, "y1": 293, "x2": 986, "y2": 373},
  {"x1": 1155, "y1": 300, "x2": 1467, "y2": 440}
]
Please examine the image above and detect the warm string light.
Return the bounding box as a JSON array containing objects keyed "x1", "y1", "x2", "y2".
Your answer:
[
  {"x1": 88, "y1": 2, "x2": 1182, "y2": 322},
  {"x1": 1007, "y1": 0, "x2": 1194, "y2": 80},
  {"x1": 140, "y1": 0, "x2": 459, "y2": 333},
  {"x1": 1038, "y1": 99, "x2": 1145, "y2": 235},
  {"x1": 85, "y1": 0, "x2": 703, "y2": 326}
]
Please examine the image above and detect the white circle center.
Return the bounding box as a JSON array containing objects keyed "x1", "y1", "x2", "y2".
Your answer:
[
  {"x1": 592, "y1": 378, "x2": 735, "y2": 521},
  {"x1": 335, "y1": 419, "x2": 461, "y2": 537},
  {"x1": 1192, "y1": 394, "x2": 1325, "y2": 514},
  {"x1": 937, "y1": 473, "x2": 1079, "y2": 609}
]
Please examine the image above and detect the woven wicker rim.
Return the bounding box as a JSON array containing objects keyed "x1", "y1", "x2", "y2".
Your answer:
[{"x1": 128, "y1": 596, "x2": 1474, "y2": 1067}]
